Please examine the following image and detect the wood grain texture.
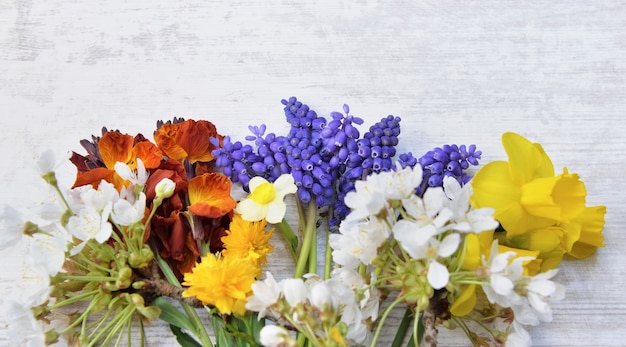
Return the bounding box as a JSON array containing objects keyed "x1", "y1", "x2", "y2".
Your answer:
[{"x1": 1, "y1": 0, "x2": 625, "y2": 345}]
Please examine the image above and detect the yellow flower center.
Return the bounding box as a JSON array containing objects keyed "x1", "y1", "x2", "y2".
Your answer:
[{"x1": 250, "y1": 182, "x2": 276, "y2": 204}]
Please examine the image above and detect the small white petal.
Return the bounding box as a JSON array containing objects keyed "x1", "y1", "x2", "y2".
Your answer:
[
  {"x1": 282, "y1": 279, "x2": 307, "y2": 307},
  {"x1": 259, "y1": 325, "x2": 293, "y2": 347},
  {"x1": 491, "y1": 274, "x2": 515, "y2": 296},
  {"x1": 437, "y1": 233, "x2": 461, "y2": 257},
  {"x1": 427, "y1": 261, "x2": 449, "y2": 289}
]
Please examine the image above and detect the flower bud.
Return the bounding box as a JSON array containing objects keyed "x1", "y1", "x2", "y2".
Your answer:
[{"x1": 154, "y1": 178, "x2": 176, "y2": 201}]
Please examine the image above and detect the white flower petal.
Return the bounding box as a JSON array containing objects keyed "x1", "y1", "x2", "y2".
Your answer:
[
  {"x1": 281, "y1": 278, "x2": 307, "y2": 307},
  {"x1": 491, "y1": 274, "x2": 515, "y2": 296},
  {"x1": 427, "y1": 261, "x2": 449, "y2": 289},
  {"x1": 248, "y1": 176, "x2": 268, "y2": 192},
  {"x1": 437, "y1": 233, "x2": 461, "y2": 257},
  {"x1": 0, "y1": 205, "x2": 25, "y2": 251},
  {"x1": 259, "y1": 325, "x2": 292, "y2": 347},
  {"x1": 273, "y1": 174, "x2": 297, "y2": 198},
  {"x1": 265, "y1": 201, "x2": 287, "y2": 224}
]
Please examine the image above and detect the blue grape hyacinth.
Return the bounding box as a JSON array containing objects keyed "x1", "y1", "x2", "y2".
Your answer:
[{"x1": 416, "y1": 144, "x2": 482, "y2": 195}]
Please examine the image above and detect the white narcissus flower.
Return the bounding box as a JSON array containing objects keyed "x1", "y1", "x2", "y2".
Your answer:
[
  {"x1": 480, "y1": 241, "x2": 534, "y2": 309},
  {"x1": 66, "y1": 203, "x2": 113, "y2": 244},
  {"x1": 343, "y1": 173, "x2": 388, "y2": 222},
  {"x1": 114, "y1": 159, "x2": 149, "y2": 187},
  {"x1": 443, "y1": 176, "x2": 499, "y2": 233},
  {"x1": 281, "y1": 278, "x2": 308, "y2": 307},
  {"x1": 77, "y1": 180, "x2": 119, "y2": 212},
  {"x1": 330, "y1": 218, "x2": 390, "y2": 269},
  {"x1": 37, "y1": 149, "x2": 58, "y2": 174},
  {"x1": 392, "y1": 218, "x2": 437, "y2": 253},
  {"x1": 235, "y1": 174, "x2": 297, "y2": 224},
  {"x1": 0, "y1": 299, "x2": 46, "y2": 347},
  {"x1": 401, "y1": 191, "x2": 454, "y2": 235},
  {"x1": 396, "y1": 231, "x2": 460, "y2": 290},
  {"x1": 380, "y1": 163, "x2": 423, "y2": 200},
  {"x1": 308, "y1": 281, "x2": 333, "y2": 310},
  {"x1": 29, "y1": 227, "x2": 68, "y2": 276},
  {"x1": 259, "y1": 325, "x2": 296, "y2": 347},
  {"x1": 510, "y1": 269, "x2": 565, "y2": 326},
  {"x1": 492, "y1": 317, "x2": 532, "y2": 347},
  {"x1": 0, "y1": 205, "x2": 25, "y2": 251},
  {"x1": 246, "y1": 272, "x2": 281, "y2": 318},
  {"x1": 110, "y1": 192, "x2": 146, "y2": 226},
  {"x1": 9, "y1": 252, "x2": 52, "y2": 307}
]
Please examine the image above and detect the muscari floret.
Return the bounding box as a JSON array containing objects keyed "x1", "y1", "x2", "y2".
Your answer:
[{"x1": 416, "y1": 144, "x2": 482, "y2": 195}]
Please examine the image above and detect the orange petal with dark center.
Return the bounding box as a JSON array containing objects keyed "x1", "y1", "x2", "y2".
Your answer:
[
  {"x1": 98, "y1": 132, "x2": 135, "y2": 169},
  {"x1": 154, "y1": 123, "x2": 188, "y2": 163},
  {"x1": 188, "y1": 173, "x2": 236, "y2": 218},
  {"x1": 178, "y1": 120, "x2": 219, "y2": 164},
  {"x1": 72, "y1": 167, "x2": 116, "y2": 189},
  {"x1": 132, "y1": 141, "x2": 164, "y2": 169}
]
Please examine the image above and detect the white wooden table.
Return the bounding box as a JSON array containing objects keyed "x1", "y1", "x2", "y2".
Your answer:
[{"x1": 1, "y1": 1, "x2": 625, "y2": 345}]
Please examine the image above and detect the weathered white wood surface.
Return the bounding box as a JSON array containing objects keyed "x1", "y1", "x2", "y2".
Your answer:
[{"x1": 1, "y1": 1, "x2": 625, "y2": 345}]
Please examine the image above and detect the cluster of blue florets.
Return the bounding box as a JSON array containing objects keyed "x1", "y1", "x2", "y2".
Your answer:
[
  {"x1": 211, "y1": 96, "x2": 482, "y2": 229},
  {"x1": 416, "y1": 144, "x2": 482, "y2": 195},
  {"x1": 330, "y1": 114, "x2": 403, "y2": 226}
]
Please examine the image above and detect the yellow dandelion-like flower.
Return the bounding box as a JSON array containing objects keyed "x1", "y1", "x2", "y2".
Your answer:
[
  {"x1": 221, "y1": 214, "x2": 274, "y2": 267},
  {"x1": 182, "y1": 254, "x2": 258, "y2": 316}
]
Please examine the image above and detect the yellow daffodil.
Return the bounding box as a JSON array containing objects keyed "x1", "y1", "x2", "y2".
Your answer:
[
  {"x1": 221, "y1": 214, "x2": 274, "y2": 268},
  {"x1": 182, "y1": 254, "x2": 258, "y2": 316},
  {"x1": 565, "y1": 205, "x2": 606, "y2": 259},
  {"x1": 235, "y1": 174, "x2": 297, "y2": 224},
  {"x1": 471, "y1": 132, "x2": 605, "y2": 268}
]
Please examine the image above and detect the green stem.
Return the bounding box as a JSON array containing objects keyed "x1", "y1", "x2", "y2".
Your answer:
[
  {"x1": 47, "y1": 289, "x2": 100, "y2": 310},
  {"x1": 294, "y1": 200, "x2": 317, "y2": 278},
  {"x1": 276, "y1": 218, "x2": 298, "y2": 261},
  {"x1": 52, "y1": 183, "x2": 73, "y2": 213},
  {"x1": 59, "y1": 275, "x2": 115, "y2": 282},
  {"x1": 369, "y1": 296, "x2": 405, "y2": 347},
  {"x1": 323, "y1": 232, "x2": 332, "y2": 280},
  {"x1": 88, "y1": 304, "x2": 134, "y2": 347},
  {"x1": 152, "y1": 240, "x2": 214, "y2": 347},
  {"x1": 308, "y1": 219, "x2": 317, "y2": 274}
]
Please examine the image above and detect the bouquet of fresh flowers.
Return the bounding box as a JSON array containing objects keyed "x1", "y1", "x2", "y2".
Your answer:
[{"x1": 0, "y1": 96, "x2": 606, "y2": 347}]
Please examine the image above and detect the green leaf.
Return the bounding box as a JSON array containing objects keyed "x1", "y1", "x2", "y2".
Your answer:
[
  {"x1": 216, "y1": 327, "x2": 232, "y2": 347},
  {"x1": 407, "y1": 314, "x2": 424, "y2": 347},
  {"x1": 391, "y1": 308, "x2": 413, "y2": 347},
  {"x1": 152, "y1": 296, "x2": 197, "y2": 333},
  {"x1": 169, "y1": 324, "x2": 203, "y2": 347}
]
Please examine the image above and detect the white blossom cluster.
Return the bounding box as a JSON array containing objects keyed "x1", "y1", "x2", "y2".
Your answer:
[
  {"x1": 247, "y1": 268, "x2": 379, "y2": 346},
  {"x1": 0, "y1": 152, "x2": 176, "y2": 347}
]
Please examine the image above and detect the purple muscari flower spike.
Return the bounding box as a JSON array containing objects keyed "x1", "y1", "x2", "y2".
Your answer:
[
  {"x1": 396, "y1": 152, "x2": 418, "y2": 169},
  {"x1": 329, "y1": 114, "x2": 403, "y2": 230},
  {"x1": 211, "y1": 122, "x2": 288, "y2": 190},
  {"x1": 416, "y1": 143, "x2": 482, "y2": 196}
]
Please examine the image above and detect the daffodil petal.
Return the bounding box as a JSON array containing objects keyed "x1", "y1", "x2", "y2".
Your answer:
[
  {"x1": 450, "y1": 284, "x2": 477, "y2": 316},
  {"x1": 501, "y1": 132, "x2": 554, "y2": 185}
]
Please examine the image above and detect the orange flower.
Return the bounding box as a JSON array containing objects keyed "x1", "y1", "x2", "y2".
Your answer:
[
  {"x1": 73, "y1": 131, "x2": 163, "y2": 190},
  {"x1": 188, "y1": 173, "x2": 236, "y2": 218},
  {"x1": 154, "y1": 119, "x2": 221, "y2": 165}
]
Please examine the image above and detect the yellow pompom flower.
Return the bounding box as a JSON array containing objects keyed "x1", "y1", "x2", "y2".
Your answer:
[
  {"x1": 182, "y1": 254, "x2": 258, "y2": 316},
  {"x1": 221, "y1": 214, "x2": 274, "y2": 268},
  {"x1": 471, "y1": 132, "x2": 606, "y2": 268}
]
